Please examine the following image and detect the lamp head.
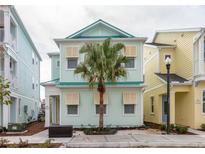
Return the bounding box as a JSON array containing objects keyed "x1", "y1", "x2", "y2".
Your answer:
[{"x1": 165, "y1": 56, "x2": 172, "y2": 65}]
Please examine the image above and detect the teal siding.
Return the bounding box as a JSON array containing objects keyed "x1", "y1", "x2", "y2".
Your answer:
[
  {"x1": 10, "y1": 10, "x2": 40, "y2": 122},
  {"x1": 51, "y1": 55, "x2": 60, "y2": 80},
  {"x1": 60, "y1": 41, "x2": 143, "y2": 83},
  {"x1": 60, "y1": 88, "x2": 143, "y2": 127}
]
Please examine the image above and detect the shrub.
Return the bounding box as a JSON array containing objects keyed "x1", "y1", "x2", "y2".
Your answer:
[
  {"x1": 39, "y1": 139, "x2": 55, "y2": 148},
  {"x1": 175, "y1": 125, "x2": 188, "y2": 134},
  {"x1": 200, "y1": 124, "x2": 205, "y2": 130},
  {"x1": 18, "y1": 138, "x2": 29, "y2": 148},
  {"x1": 160, "y1": 124, "x2": 166, "y2": 131},
  {"x1": 0, "y1": 138, "x2": 9, "y2": 148},
  {"x1": 84, "y1": 128, "x2": 117, "y2": 135}
]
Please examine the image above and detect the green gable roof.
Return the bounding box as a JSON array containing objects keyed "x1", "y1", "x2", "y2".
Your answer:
[{"x1": 66, "y1": 19, "x2": 135, "y2": 39}]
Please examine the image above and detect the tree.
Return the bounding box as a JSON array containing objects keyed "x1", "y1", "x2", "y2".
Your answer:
[
  {"x1": 0, "y1": 76, "x2": 12, "y2": 105},
  {"x1": 74, "y1": 38, "x2": 128, "y2": 128}
]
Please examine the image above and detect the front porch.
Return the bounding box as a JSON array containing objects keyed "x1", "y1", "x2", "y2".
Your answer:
[{"x1": 159, "y1": 85, "x2": 192, "y2": 127}]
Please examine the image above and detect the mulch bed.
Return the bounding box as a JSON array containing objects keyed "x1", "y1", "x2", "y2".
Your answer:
[
  {"x1": 0, "y1": 143, "x2": 62, "y2": 148},
  {"x1": 0, "y1": 121, "x2": 46, "y2": 136}
]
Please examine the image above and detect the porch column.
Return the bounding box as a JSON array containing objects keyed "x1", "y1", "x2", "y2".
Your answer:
[
  {"x1": 45, "y1": 95, "x2": 50, "y2": 127},
  {"x1": 170, "y1": 91, "x2": 175, "y2": 124},
  {"x1": 3, "y1": 10, "x2": 10, "y2": 43},
  {"x1": 2, "y1": 53, "x2": 10, "y2": 128}
]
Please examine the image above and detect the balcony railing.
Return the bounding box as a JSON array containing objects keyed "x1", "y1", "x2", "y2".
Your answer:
[{"x1": 0, "y1": 28, "x2": 4, "y2": 42}]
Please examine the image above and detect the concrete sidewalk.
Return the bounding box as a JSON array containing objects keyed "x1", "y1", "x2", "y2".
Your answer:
[{"x1": 1, "y1": 129, "x2": 205, "y2": 147}]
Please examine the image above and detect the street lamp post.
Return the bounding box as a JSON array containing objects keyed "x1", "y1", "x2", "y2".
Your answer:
[{"x1": 165, "y1": 57, "x2": 172, "y2": 134}]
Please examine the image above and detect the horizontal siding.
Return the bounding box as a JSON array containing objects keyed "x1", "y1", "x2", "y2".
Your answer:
[{"x1": 155, "y1": 32, "x2": 197, "y2": 79}]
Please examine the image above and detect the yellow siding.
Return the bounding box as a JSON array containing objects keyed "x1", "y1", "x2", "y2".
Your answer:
[
  {"x1": 155, "y1": 32, "x2": 197, "y2": 79},
  {"x1": 144, "y1": 85, "x2": 167, "y2": 124},
  {"x1": 194, "y1": 81, "x2": 205, "y2": 129},
  {"x1": 175, "y1": 89, "x2": 194, "y2": 128},
  {"x1": 144, "y1": 46, "x2": 158, "y2": 62}
]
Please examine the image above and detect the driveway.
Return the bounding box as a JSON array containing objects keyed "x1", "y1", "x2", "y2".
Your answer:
[{"x1": 1, "y1": 129, "x2": 205, "y2": 147}]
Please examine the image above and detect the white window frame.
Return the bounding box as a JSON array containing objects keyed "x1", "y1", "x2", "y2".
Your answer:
[
  {"x1": 95, "y1": 104, "x2": 108, "y2": 116},
  {"x1": 67, "y1": 105, "x2": 79, "y2": 116},
  {"x1": 125, "y1": 57, "x2": 136, "y2": 70},
  {"x1": 123, "y1": 104, "x2": 135, "y2": 115},
  {"x1": 32, "y1": 77, "x2": 35, "y2": 90},
  {"x1": 66, "y1": 57, "x2": 79, "y2": 70},
  {"x1": 202, "y1": 90, "x2": 205, "y2": 114},
  {"x1": 32, "y1": 52, "x2": 35, "y2": 64}
]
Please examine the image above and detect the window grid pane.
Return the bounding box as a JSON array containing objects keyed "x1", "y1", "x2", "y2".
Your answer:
[
  {"x1": 125, "y1": 58, "x2": 135, "y2": 68},
  {"x1": 67, "y1": 105, "x2": 78, "y2": 115},
  {"x1": 96, "y1": 105, "x2": 106, "y2": 114},
  {"x1": 124, "y1": 104, "x2": 135, "y2": 114},
  {"x1": 67, "y1": 58, "x2": 78, "y2": 69}
]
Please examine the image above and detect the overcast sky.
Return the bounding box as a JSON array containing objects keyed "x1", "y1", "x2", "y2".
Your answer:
[{"x1": 14, "y1": 5, "x2": 205, "y2": 99}]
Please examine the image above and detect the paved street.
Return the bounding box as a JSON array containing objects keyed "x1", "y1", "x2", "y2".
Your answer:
[{"x1": 1, "y1": 129, "x2": 205, "y2": 147}]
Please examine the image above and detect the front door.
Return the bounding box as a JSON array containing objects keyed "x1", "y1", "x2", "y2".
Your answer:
[
  {"x1": 49, "y1": 96, "x2": 60, "y2": 125},
  {"x1": 162, "y1": 95, "x2": 168, "y2": 123},
  {"x1": 10, "y1": 97, "x2": 17, "y2": 123}
]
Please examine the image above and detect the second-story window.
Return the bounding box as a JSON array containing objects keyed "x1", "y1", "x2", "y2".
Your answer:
[
  {"x1": 67, "y1": 58, "x2": 78, "y2": 69},
  {"x1": 203, "y1": 90, "x2": 205, "y2": 113},
  {"x1": 32, "y1": 52, "x2": 35, "y2": 64},
  {"x1": 57, "y1": 60, "x2": 60, "y2": 67},
  {"x1": 125, "y1": 57, "x2": 135, "y2": 68},
  {"x1": 124, "y1": 46, "x2": 136, "y2": 69}
]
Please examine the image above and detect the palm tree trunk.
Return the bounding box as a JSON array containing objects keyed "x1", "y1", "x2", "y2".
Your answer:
[{"x1": 99, "y1": 91, "x2": 104, "y2": 129}]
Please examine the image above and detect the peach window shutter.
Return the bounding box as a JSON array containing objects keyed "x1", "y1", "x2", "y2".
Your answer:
[
  {"x1": 64, "y1": 92, "x2": 79, "y2": 105},
  {"x1": 123, "y1": 92, "x2": 137, "y2": 104},
  {"x1": 65, "y1": 47, "x2": 79, "y2": 58},
  {"x1": 124, "y1": 46, "x2": 137, "y2": 57},
  {"x1": 94, "y1": 92, "x2": 108, "y2": 104}
]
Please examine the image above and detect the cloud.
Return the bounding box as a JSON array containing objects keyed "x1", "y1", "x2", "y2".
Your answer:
[{"x1": 14, "y1": 5, "x2": 205, "y2": 99}]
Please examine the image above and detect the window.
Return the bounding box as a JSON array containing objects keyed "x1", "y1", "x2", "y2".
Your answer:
[
  {"x1": 32, "y1": 77, "x2": 35, "y2": 90},
  {"x1": 203, "y1": 91, "x2": 205, "y2": 113},
  {"x1": 125, "y1": 57, "x2": 135, "y2": 68},
  {"x1": 96, "y1": 105, "x2": 107, "y2": 114},
  {"x1": 150, "y1": 96, "x2": 154, "y2": 113},
  {"x1": 10, "y1": 57, "x2": 16, "y2": 77},
  {"x1": 67, "y1": 105, "x2": 78, "y2": 115},
  {"x1": 57, "y1": 61, "x2": 60, "y2": 67},
  {"x1": 165, "y1": 55, "x2": 171, "y2": 60},
  {"x1": 124, "y1": 104, "x2": 135, "y2": 114},
  {"x1": 67, "y1": 58, "x2": 78, "y2": 69},
  {"x1": 32, "y1": 52, "x2": 35, "y2": 64}
]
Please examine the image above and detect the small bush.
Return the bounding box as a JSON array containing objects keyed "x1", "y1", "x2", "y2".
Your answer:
[
  {"x1": 200, "y1": 124, "x2": 205, "y2": 130},
  {"x1": 175, "y1": 125, "x2": 188, "y2": 134},
  {"x1": 39, "y1": 139, "x2": 55, "y2": 148},
  {"x1": 18, "y1": 138, "x2": 29, "y2": 148},
  {"x1": 0, "y1": 138, "x2": 9, "y2": 148},
  {"x1": 160, "y1": 124, "x2": 166, "y2": 131},
  {"x1": 84, "y1": 128, "x2": 117, "y2": 135}
]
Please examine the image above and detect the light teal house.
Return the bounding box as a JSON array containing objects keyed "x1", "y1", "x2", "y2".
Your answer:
[
  {"x1": 0, "y1": 6, "x2": 42, "y2": 128},
  {"x1": 42, "y1": 19, "x2": 147, "y2": 128}
]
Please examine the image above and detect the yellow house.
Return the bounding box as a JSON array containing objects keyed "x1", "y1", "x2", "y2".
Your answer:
[{"x1": 144, "y1": 28, "x2": 205, "y2": 129}]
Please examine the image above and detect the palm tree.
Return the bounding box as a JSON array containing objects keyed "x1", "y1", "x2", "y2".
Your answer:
[{"x1": 74, "y1": 38, "x2": 128, "y2": 128}]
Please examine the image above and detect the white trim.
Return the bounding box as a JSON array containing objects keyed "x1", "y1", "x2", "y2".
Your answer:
[
  {"x1": 68, "y1": 20, "x2": 133, "y2": 39},
  {"x1": 144, "y1": 84, "x2": 165, "y2": 93},
  {"x1": 54, "y1": 37, "x2": 147, "y2": 47},
  {"x1": 66, "y1": 104, "x2": 79, "y2": 117},
  {"x1": 123, "y1": 104, "x2": 136, "y2": 116},
  {"x1": 144, "y1": 44, "x2": 176, "y2": 49},
  {"x1": 47, "y1": 52, "x2": 60, "y2": 57},
  {"x1": 140, "y1": 88, "x2": 144, "y2": 124},
  {"x1": 11, "y1": 91, "x2": 40, "y2": 102},
  {"x1": 144, "y1": 52, "x2": 158, "y2": 66}
]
